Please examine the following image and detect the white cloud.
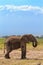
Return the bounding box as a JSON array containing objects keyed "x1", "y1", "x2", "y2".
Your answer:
[{"x1": 0, "y1": 5, "x2": 43, "y2": 14}]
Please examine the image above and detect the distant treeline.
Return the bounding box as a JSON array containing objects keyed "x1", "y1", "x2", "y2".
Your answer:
[
  {"x1": 2, "y1": 35, "x2": 21, "y2": 38},
  {"x1": 1, "y1": 35, "x2": 43, "y2": 38},
  {"x1": 36, "y1": 35, "x2": 43, "y2": 38}
]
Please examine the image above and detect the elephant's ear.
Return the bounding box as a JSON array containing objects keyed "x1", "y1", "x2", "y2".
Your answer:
[{"x1": 21, "y1": 36, "x2": 28, "y2": 43}]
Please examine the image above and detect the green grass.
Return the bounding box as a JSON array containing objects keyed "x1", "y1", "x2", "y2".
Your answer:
[{"x1": 0, "y1": 38, "x2": 5, "y2": 49}]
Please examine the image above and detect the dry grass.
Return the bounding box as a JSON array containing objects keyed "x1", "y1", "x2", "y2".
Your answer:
[
  {"x1": 0, "y1": 38, "x2": 43, "y2": 65},
  {"x1": 0, "y1": 59, "x2": 43, "y2": 65}
]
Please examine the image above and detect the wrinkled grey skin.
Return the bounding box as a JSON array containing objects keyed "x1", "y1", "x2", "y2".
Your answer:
[{"x1": 4, "y1": 34, "x2": 37, "y2": 59}]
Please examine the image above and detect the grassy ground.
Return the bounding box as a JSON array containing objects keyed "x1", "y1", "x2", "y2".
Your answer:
[
  {"x1": 0, "y1": 59, "x2": 43, "y2": 65},
  {"x1": 0, "y1": 38, "x2": 5, "y2": 49},
  {"x1": 0, "y1": 38, "x2": 43, "y2": 65}
]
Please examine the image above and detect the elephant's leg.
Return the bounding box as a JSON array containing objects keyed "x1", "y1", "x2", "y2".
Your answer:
[
  {"x1": 5, "y1": 47, "x2": 12, "y2": 59},
  {"x1": 5, "y1": 50, "x2": 11, "y2": 59},
  {"x1": 21, "y1": 43, "x2": 26, "y2": 59}
]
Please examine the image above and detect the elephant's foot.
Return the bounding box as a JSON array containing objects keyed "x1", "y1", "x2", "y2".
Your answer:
[
  {"x1": 5, "y1": 54, "x2": 10, "y2": 59},
  {"x1": 21, "y1": 51, "x2": 26, "y2": 59},
  {"x1": 21, "y1": 56, "x2": 26, "y2": 59}
]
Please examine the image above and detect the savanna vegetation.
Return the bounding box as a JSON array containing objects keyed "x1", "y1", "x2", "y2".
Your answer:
[{"x1": 0, "y1": 37, "x2": 43, "y2": 65}]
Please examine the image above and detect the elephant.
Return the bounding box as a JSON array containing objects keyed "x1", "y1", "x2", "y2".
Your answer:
[{"x1": 4, "y1": 34, "x2": 37, "y2": 59}]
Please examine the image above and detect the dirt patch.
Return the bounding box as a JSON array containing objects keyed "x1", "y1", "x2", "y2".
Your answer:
[{"x1": 0, "y1": 49, "x2": 43, "y2": 60}]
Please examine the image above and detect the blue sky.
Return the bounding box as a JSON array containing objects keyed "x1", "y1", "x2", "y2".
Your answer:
[{"x1": 0, "y1": 0, "x2": 43, "y2": 36}]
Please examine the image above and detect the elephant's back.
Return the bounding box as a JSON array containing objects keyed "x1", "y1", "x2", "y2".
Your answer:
[{"x1": 5, "y1": 36, "x2": 21, "y2": 43}]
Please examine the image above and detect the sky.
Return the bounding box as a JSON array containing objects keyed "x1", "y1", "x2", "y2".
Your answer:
[{"x1": 0, "y1": 0, "x2": 43, "y2": 36}]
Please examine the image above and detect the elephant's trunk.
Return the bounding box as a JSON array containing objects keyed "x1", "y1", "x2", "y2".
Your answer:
[
  {"x1": 32, "y1": 37, "x2": 38, "y2": 47},
  {"x1": 32, "y1": 41, "x2": 37, "y2": 47}
]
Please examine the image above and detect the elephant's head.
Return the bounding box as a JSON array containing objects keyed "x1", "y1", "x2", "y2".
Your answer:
[
  {"x1": 21, "y1": 34, "x2": 38, "y2": 47},
  {"x1": 27, "y1": 34, "x2": 38, "y2": 47}
]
